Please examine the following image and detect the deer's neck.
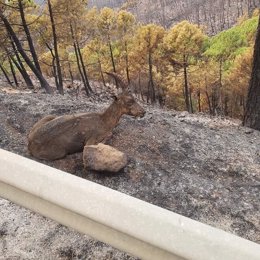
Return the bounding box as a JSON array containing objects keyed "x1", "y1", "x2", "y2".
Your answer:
[{"x1": 101, "y1": 101, "x2": 123, "y2": 130}]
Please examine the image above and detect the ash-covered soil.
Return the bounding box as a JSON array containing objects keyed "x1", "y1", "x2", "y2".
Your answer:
[{"x1": 0, "y1": 88, "x2": 260, "y2": 259}]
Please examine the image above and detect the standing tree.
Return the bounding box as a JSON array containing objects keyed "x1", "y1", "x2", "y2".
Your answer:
[
  {"x1": 117, "y1": 10, "x2": 136, "y2": 84},
  {"x1": 84, "y1": 39, "x2": 107, "y2": 88},
  {"x1": 97, "y1": 7, "x2": 118, "y2": 87},
  {"x1": 0, "y1": 6, "x2": 53, "y2": 93},
  {"x1": 163, "y1": 21, "x2": 206, "y2": 112},
  {"x1": 47, "y1": 0, "x2": 63, "y2": 94},
  {"x1": 58, "y1": 0, "x2": 92, "y2": 95},
  {"x1": 18, "y1": 0, "x2": 42, "y2": 74},
  {"x1": 243, "y1": 15, "x2": 260, "y2": 130},
  {"x1": 134, "y1": 24, "x2": 165, "y2": 103},
  {"x1": 8, "y1": 36, "x2": 34, "y2": 88}
]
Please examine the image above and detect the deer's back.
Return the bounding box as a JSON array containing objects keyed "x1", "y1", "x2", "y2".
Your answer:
[{"x1": 28, "y1": 112, "x2": 109, "y2": 160}]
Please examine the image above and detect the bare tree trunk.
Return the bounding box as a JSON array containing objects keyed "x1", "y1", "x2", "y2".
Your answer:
[
  {"x1": 70, "y1": 23, "x2": 90, "y2": 95},
  {"x1": 183, "y1": 55, "x2": 191, "y2": 112},
  {"x1": 68, "y1": 62, "x2": 74, "y2": 84},
  {"x1": 219, "y1": 59, "x2": 223, "y2": 114},
  {"x1": 0, "y1": 63, "x2": 13, "y2": 86},
  {"x1": 98, "y1": 59, "x2": 106, "y2": 88},
  {"x1": 189, "y1": 87, "x2": 194, "y2": 113},
  {"x1": 243, "y1": 14, "x2": 260, "y2": 130},
  {"x1": 18, "y1": 0, "x2": 42, "y2": 74},
  {"x1": 205, "y1": 90, "x2": 213, "y2": 115},
  {"x1": 76, "y1": 41, "x2": 92, "y2": 93},
  {"x1": 148, "y1": 51, "x2": 156, "y2": 103},
  {"x1": 124, "y1": 41, "x2": 130, "y2": 84},
  {"x1": 212, "y1": 84, "x2": 218, "y2": 116},
  {"x1": 8, "y1": 56, "x2": 19, "y2": 87},
  {"x1": 51, "y1": 55, "x2": 59, "y2": 89},
  {"x1": 197, "y1": 90, "x2": 201, "y2": 112},
  {"x1": 9, "y1": 40, "x2": 34, "y2": 88},
  {"x1": 47, "y1": 0, "x2": 63, "y2": 94},
  {"x1": 138, "y1": 71, "x2": 145, "y2": 102},
  {"x1": 73, "y1": 41, "x2": 89, "y2": 95},
  {"x1": 108, "y1": 39, "x2": 118, "y2": 88},
  {"x1": 109, "y1": 41, "x2": 116, "y2": 73},
  {"x1": 0, "y1": 10, "x2": 53, "y2": 94},
  {"x1": 46, "y1": 43, "x2": 59, "y2": 90}
]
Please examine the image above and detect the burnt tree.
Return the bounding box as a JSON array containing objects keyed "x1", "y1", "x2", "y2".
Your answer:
[
  {"x1": 8, "y1": 56, "x2": 19, "y2": 87},
  {"x1": 18, "y1": 0, "x2": 42, "y2": 74},
  {"x1": 0, "y1": 63, "x2": 13, "y2": 86},
  {"x1": 47, "y1": 0, "x2": 64, "y2": 94},
  {"x1": 9, "y1": 38, "x2": 34, "y2": 88},
  {"x1": 70, "y1": 23, "x2": 92, "y2": 95},
  {"x1": 0, "y1": 9, "x2": 53, "y2": 93},
  {"x1": 243, "y1": 15, "x2": 260, "y2": 130}
]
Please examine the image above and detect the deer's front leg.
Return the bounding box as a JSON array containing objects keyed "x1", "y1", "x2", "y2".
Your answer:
[
  {"x1": 84, "y1": 131, "x2": 113, "y2": 146},
  {"x1": 101, "y1": 132, "x2": 113, "y2": 143}
]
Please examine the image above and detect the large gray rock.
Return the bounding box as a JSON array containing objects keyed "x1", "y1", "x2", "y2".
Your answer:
[{"x1": 83, "y1": 143, "x2": 128, "y2": 172}]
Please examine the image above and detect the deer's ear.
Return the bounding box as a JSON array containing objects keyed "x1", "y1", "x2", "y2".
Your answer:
[{"x1": 112, "y1": 95, "x2": 118, "y2": 101}]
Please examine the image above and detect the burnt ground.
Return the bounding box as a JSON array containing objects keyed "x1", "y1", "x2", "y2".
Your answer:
[{"x1": 0, "y1": 88, "x2": 260, "y2": 259}]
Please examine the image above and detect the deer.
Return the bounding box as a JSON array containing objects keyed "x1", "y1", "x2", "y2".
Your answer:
[{"x1": 28, "y1": 73, "x2": 145, "y2": 160}]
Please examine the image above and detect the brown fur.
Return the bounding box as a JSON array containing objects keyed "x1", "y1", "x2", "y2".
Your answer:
[{"x1": 28, "y1": 91, "x2": 145, "y2": 160}]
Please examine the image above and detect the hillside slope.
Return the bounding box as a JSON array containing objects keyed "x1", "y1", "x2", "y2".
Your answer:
[
  {"x1": 89, "y1": 0, "x2": 259, "y2": 34},
  {"x1": 0, "y1": 88, "x2": 259, "y2": 259}
]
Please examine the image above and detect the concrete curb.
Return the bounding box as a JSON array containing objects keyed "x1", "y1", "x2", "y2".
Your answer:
[{"x1": 0, "y1": 148, "x2": 259, "y2": 260}]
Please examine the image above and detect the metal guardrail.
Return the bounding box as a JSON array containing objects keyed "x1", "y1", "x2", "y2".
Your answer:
[{"x1": 0, "y1": 148, "x2": 260, "y2": 260}]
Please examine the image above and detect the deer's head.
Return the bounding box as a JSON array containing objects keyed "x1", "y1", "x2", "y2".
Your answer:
[{"x1": 106, "y1": 72, "x2": 145, "y2": 118}]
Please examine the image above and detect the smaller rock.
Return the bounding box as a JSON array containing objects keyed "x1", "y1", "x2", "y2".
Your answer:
[
  {"x1": 244, "y1": 128, "x2": 254, "y2": 134},
  {"x1": 178, "y1": 111, "x2": 189, "y2": 118},
  {"x1": 83, "y1": 143, "x2": 127, "y2": 173}
]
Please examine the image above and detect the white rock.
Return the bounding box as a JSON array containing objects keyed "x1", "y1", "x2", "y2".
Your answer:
[{"x1": 83, "y1": 143, "x2": 127, "y2": 173}]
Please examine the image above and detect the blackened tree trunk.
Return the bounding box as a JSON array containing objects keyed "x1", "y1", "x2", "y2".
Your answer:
[
  {"x1": 69, "y1": 21, "x2": 92, "y2": 93},
  {"x1": 205, "y1": 89, "x2": 213, "y2": 115},
  {"x1": 109, "y1": 40, "x2": 116, "y2": 74},
  {"x1": 8, "y1": 56, "x2": 19, "y2": 87},
  {"x1": 51, "y1": 54, "x2": 59, "y2": 89},
  {"x1": 146, "y1": 80, "x2": 151, "y2": 103},
  {"x1": 68, "y1": 62, "x2": 74, "y2": 84},
  {"x1": 9, "y1": 40, "x2": 34, "y2": 88},
  {"x1": 197, "y1": 90, "x2": 201, "y2": 112},
  {"x1": 219, "y1": 58, "x2": 223, "y2": 114},
  {"x1": 0, "y1": 63, "x2": 13, "y2": 86},
  {"x1": 183, "y1": 54, "x2": 191, "y2": 112},
  {"x1": 47, "y1": 0, "x2": 63, "y2": 94},
  {"x1": 243, "y1": 15, "x2": 260, "y2": 130},
  {"x1": 189, "y1": 87, "x2": 194, "y2": 113},
  {"x1": 108, "y1": 39, "x2": 118, "y2": 88},
  {"x1": 124, "y1": 41, "x2": 130, "y2": 84},
  {"x1": 73, "y1": 41, "x2": 89, "y2": 95},
  {"x1": 70, "y1": 23, "x2": 90, "y2": 95},
  {"x1": 76, "y1": 41, "x2": 92, "y2": 93},
  {"x1": 148, "y1": 51, "x2": 156, "y2": 103},
  {"x1": 0, "y1": 10, "x2": 53, "y2": 94},
  {"x1": 18, "y1": 0, "x2": 42, "y2": 74},
  {"x1": 138, "y1": 70, "x2": 145, "y2": 102},
  {"x1": 98, "y1": 58, "x2": 106, "y2": 88},
  {"x1": 45, "y1": 42, "x2": 59, "y2": 90}
]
